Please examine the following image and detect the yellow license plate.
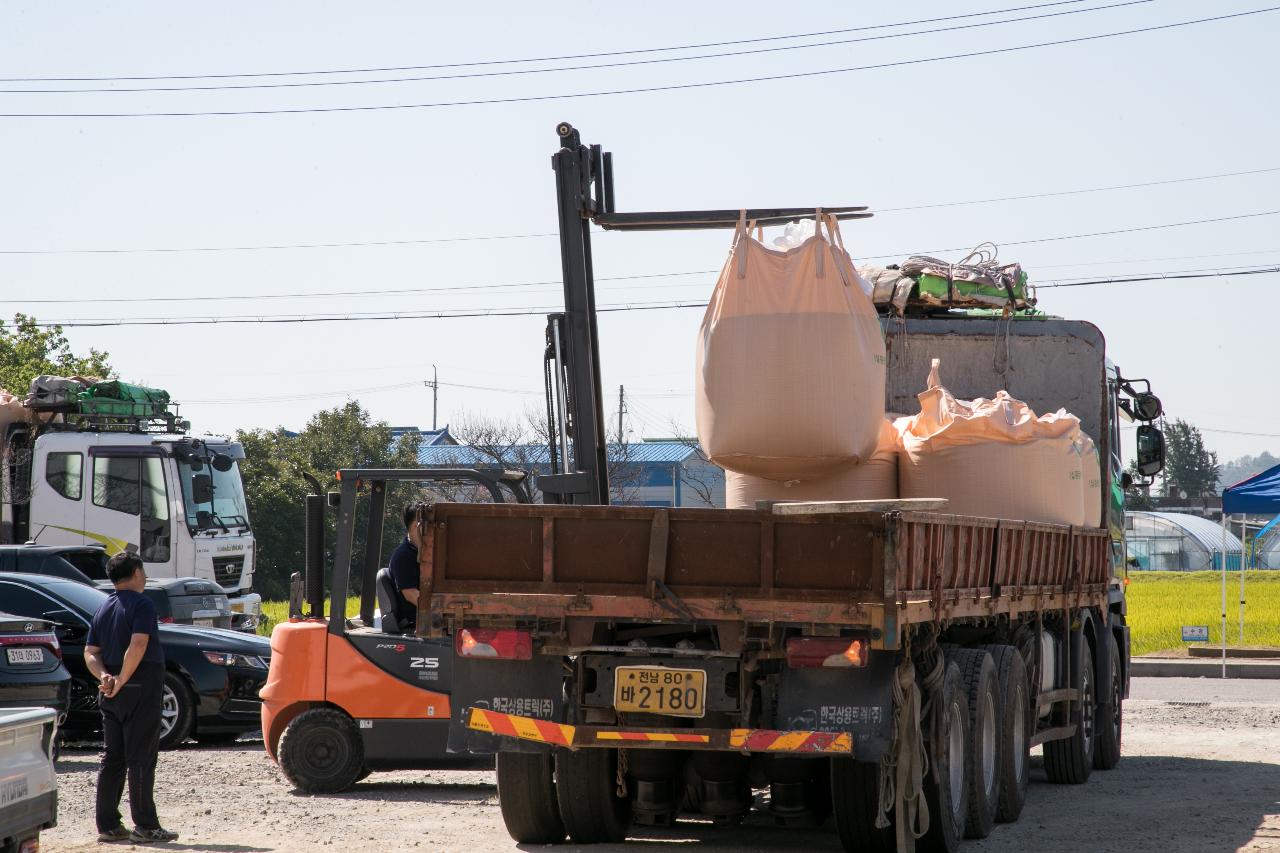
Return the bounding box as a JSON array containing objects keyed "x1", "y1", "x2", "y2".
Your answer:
[{"x1": 613, "y1": 666, "x2": 706, "y2": 718}]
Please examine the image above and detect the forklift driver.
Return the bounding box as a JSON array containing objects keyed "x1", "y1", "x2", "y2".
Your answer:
[{"x1": 387, "y1": 504, "x2": 424, "y2": 633}]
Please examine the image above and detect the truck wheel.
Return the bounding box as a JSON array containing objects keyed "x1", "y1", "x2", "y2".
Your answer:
[
  {"x1": 496, "y1": 752, "x2": 566, "y2": 844},
  {"x1": 978, "y1": 644, "x2": 1030, "y2": 822},
  {"x1": 1093, "y1": 631, "x2": 1123, "y2": 770},
  {"x1": 158, "y1": 672, "x2": 195, "y2": 750},
  {"x1": 554, "y1": 747, "x2": 632, "y2": 843},
  {"x1": 277, "y1": 707, "x2": 365, "y2": 793},
  {"x1": 830, "y1": 758, "x2": 894, "y2": 853},
  {"x1": 1043, "y1": 637, "x2": 1095, "y2": 785},
  {"x1": 951, "y1": 649, "x2": 999, "y2": 839},
  {"x1": 920, "y1": 660, "x2": 968, "y2": 853}
]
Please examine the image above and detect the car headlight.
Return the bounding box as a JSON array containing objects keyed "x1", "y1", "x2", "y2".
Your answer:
[{"x1": 203, "y1": 651, "x2": 268, "y2": 670}]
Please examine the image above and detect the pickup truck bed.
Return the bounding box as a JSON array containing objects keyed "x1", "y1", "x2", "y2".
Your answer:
[{"x1": 421, "y1": 501, "x2": 1111, "y2": 648}]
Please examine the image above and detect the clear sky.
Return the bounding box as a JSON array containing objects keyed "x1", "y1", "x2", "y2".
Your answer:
[{"x1": 2, "y1": 1, "x2": 1277, "y2": 465}]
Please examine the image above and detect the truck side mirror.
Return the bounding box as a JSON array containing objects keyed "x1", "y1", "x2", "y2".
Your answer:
[
  {"x1": 1135, "y1": 424, "x2": 1165, "y2": 477},
  {"x1": 191, "y1": 473, "x2": 213, "y2": 504},
  {"x1": 1134, "y1": 392, "x2": 1163, "y2": 422}
]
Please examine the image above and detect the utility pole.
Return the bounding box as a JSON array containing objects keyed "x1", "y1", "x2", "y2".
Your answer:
[
  {"x1": 617, "y1": 384, "x2": 626, "y2": 443},
  {"x1": 424, "y1": 366, "x2": 439, "y2": 430}
]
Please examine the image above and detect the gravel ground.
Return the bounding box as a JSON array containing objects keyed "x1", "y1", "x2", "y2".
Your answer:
[{"x1": 41, "y1": 677, "x2": 1280, "y2": 853}]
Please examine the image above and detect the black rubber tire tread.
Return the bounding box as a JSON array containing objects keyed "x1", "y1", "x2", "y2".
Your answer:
[
  {"x1": 193, "y1": 731, "x2": 243, "y2": 746},
  {"x1": 554, "y1": 747, "x2": 632, "y2": 843},
  {"x1": 831, "y1": 758, "x2": 894, "y2": 853},
  {"x1": 950, "y1": 648, "x2": 999, "y2": 839},
  {"x1": 977, "y1": 644, "x2": 1030, "y2": 823},
  {"x1": 1043, "y1": 637, "x2": 1095, "y2": 785},
  {"x1": 158, "y1": 671, "x2": 195, "y2": 751},
  {"x1": 496, "y1": 752, "x2": 566, "y2": 844},
  {"x1": 920, "y1": 660, "x2": 968, "y2": 853},
  {"x1": 1093, "y1": 631, "x2": 1123, "y2": 770},
  {"x1": 277, "y1": 707, "x2": 365, "y2": 793}
]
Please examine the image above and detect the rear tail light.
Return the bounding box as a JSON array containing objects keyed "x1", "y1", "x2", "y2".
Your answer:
[
  {"x1": 455, "y1": 628, "x2": 532, "y2": 660},
  {"x1": 0, "y1": 632, "x2": 60, "y2": 659},
  {"x1": 159, "y1": 617, "x2": 175, "y2": 624},
  {"x1": 785, "y1": 636, "x2": 869, "y2": 669}
]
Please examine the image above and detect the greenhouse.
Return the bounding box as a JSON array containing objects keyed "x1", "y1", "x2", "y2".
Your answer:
[{"x1": 1125, "y1": 511, "x2": 1243, "y2": 571}]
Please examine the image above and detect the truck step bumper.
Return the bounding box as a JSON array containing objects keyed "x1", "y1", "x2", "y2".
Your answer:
[{"x1": 465, "y1": 707, "x2": 854, "y2": 755}]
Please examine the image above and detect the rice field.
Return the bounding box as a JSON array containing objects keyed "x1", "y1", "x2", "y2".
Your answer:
[
  {"x1": 258, "y1": 574, "x2": 1280, "y2": 656},
  {"x1": 1125, "y1": 570, "x2": 1280, "y2": 655}
]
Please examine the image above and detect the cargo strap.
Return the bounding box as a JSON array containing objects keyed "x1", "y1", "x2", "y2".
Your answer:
[{"x1": 878, "y1": 641, "x2": 944, "y2": 853}]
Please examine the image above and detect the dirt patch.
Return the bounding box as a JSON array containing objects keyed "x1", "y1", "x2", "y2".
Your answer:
[{"x1": 42, "y1": 689, "x2": 1280, "y2": 853}]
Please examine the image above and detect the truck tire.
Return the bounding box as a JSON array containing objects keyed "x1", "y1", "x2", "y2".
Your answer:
[
  {"x1": 920, "y1": 660, "x2": 968, "y2": 853},
  {"x1": 554, "y1": 747, "x2": 632, "y2": 843},
  {"x1": 496, "y1": 752, "x2": 565, "y2": 844},
  {"x1": 158, "y1": 671, "x2": 195, "y2": 750},
  {"x1": 978, "y1": 644, "x2": 1030, "y2": 822},
  {"x1": 1043, "y1": 636, "x2": 1095, "y2": 785},
  {"x1": 277, "y1": 707, "x2": 365, "y2": 793},
  {"x1": 830, "y1": 758, "x2": 894, "y2": 853},
  {"x1": 1093, "y1": 631, "x2": 1123, "y2": 770},
  {"x1": 951, "y1": 649, "x2": 999, "y2": 839}
]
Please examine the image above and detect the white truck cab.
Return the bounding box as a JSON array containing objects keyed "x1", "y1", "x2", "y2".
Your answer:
[{"x1": 1, "y1": 388, "x2": 261, "y2": 630}]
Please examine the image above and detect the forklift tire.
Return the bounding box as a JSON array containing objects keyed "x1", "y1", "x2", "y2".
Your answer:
[
  {"x1": 1093, "y1": 631, "x2": 1123, "y2": 770},
  {"x1": 830, "y1": 758, "x2": 894, "y2": 853},
  {"x1": 977, "y1": 644, "x2": 1031, "y2": 823},
  {"x1": 554, "y1": 747, "x2": 632, "y2": 843},
  {"x1": 277, "y1": 708, "x2": 365, "y2": 793},
  {"x1": 1043, "y1": 636, "x2": 1095, "y2": 785},
  {"x1": 496, "y1": 752, "x2": 566, "y2": 844},
  {"x1": 920, "y1": 660, "x2": 968, "y2": 853}
]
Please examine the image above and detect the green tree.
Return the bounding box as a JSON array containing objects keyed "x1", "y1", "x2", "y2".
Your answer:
[
  {"x1": 0, "y1": 313, "x2": 112, "y2": 394},
  {"x1": 1162, "y1": 419, "x2": 1220, "y2": 498},
  {"x1": 237, "y1": 402, "x2": 421, "y2": 602},
  {"x1": 1123, "y1": 459, "x2": 1154, "y2": 511}
]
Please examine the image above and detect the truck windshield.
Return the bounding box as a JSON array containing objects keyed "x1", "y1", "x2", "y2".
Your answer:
[{"x1": 177, "y1": 459, "x2": 251, "y2": 533}]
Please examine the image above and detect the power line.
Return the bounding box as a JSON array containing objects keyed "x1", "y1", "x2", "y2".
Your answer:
[
  {"x1": 876, "y1": 165, "x2": 1280, "y2": 213},
  {"x1": 185, "y1": 377, "x2": 542, "y2": 404},
  {"x1": 3, "y1": 8, "x2": 1271, "y2": 118},
  {"x1": 0, "y1": 1, "x2": 1097, "y2": 82},
  {"x1": 2, "y1": 1, "x2": 1152, "y2": 95},
  {"x1": 0, "y1": 232, "x2": 554, "y2": 255},
  {"x1": 22, "y1": 264, "x2": 1280, "y2": 328},
  {"x1": 1039, "y1": 264, "x2": 1280, "y2": 287}
]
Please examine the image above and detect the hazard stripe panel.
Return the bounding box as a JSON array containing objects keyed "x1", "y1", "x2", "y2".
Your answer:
[
  {"x1": 595, "y1": 731, "x2": 711, "y2": 743},
  {"x1": 466, "y1": 707, "x2": 574, "y2": 746},
  {"x1": 729, "y1": 729, "x2": 853, "y2": 753}
]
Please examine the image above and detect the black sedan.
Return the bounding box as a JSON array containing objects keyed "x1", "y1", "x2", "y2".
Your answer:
[
  {"x1": 0, "y1": 610, "x2": 71, "y2": 723},
  {"x1": 0, "y1": 572, "x2": 270, "y2": 749}
]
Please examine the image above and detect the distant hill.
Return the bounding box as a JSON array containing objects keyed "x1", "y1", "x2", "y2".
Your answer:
[{"x1": 1220, "y1": 451, "x2": 1280, "y2": 491}]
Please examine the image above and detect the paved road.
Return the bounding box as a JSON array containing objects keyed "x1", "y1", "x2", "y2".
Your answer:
[{"x1": 41, "y1": 678, "x2": 1280, "y2": 852}]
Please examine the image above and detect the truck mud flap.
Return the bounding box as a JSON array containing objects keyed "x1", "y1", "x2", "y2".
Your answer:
[
  {"x1": 775, "y1": 651, "x2": 895, "y2": 761},
  {"x1": 447, "y1": 655, "x2": 565, "y2": 755}
]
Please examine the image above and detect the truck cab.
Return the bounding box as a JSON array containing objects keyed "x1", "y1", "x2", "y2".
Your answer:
[{"x1": 4, "y1": 428, "x2": 260, "y2": 630}]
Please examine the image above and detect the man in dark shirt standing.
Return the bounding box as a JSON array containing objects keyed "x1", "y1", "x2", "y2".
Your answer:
[
  {"x1": 84, "y1": 552, "x2": 179, "y2": 844},
  {"x1": 387, "y1": 504, "x2": 424, "y2": 632}
]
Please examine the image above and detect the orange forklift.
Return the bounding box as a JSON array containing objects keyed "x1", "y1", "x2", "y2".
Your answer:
[{"x1": 259, "y1": 468, "x2": 531, "y2": 792}]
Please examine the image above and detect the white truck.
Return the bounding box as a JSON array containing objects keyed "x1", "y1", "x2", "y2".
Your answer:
[
  {"x1": 0, "y1": 380, "x2": 261, "y2": 630},
  {"x1": 0, "y1": 707, "x2": 58, "y2": 853}
]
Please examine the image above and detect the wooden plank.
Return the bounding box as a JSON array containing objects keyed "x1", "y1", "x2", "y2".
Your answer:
[
  {"x1": 645, "y1": 509, "x2": 670, "y2": 589},
  {"x1": 1036, "y1": 688, "x2": 1079, "y2": 705},
  {"x1": 768, "y1": 498, "x2": 949, "y2": 516}
]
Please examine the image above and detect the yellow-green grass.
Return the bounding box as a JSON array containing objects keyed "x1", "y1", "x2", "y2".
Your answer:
[
  {"x1": 1125, "y1": 570, "x2": 1280, "y2": 655},
  {"x1": 259, "y1": 573, "x2": 1280, "y2": 654}
]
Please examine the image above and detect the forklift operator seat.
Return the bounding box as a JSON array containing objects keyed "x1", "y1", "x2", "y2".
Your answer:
[{"x1": 375, "y1": 567, "x2": 405, "y2": 635}]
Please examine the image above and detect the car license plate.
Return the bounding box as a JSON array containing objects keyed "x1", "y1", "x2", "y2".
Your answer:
[
  {"x1": 5, "y1": 648, "x2": 42, "y2": 665},
  {"x1": 613, "y1": 666, "x2": 706, "y2": 718},
  {"x1": 193, "y1": 618, "x2": 214, "y2": 627}
]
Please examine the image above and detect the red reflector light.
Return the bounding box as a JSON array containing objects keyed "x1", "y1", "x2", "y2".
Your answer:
[
  {"x1": 785, "y1": 636, "x2": 869, "y2": 669},
  {"x1": 159, "y1": 617, "x2": 175, "y2": 624},
  {"x1": 19, "y1": 838, "x2": 39, "y2": 853},
  {"x1": 455, "y1": 628, "x2": 532, "y2": 660}
]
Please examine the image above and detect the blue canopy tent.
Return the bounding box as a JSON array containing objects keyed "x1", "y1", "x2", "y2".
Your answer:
[{"x1": 1219, "y1": 463, "x2": 1280, "y2": 671}]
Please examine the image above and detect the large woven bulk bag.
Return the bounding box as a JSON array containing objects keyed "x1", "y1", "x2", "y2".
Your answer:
[
  {"x1": 897, "y1": 360, "x2": 1084, "y2": 525},
  {"x1": 1077, "y1": 433, "x2": 1103, "y2": 527},
  {"x1": 726, "y1": 419, "x2": 898, "y2": 509},
  {"x1": 696, "y1": 211, "x2": 886, "y2": 482}
]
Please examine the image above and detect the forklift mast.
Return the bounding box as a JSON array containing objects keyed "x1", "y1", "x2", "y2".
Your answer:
[{"x1": 537, "y1": 122, "x2": 871, "y2": 506}]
